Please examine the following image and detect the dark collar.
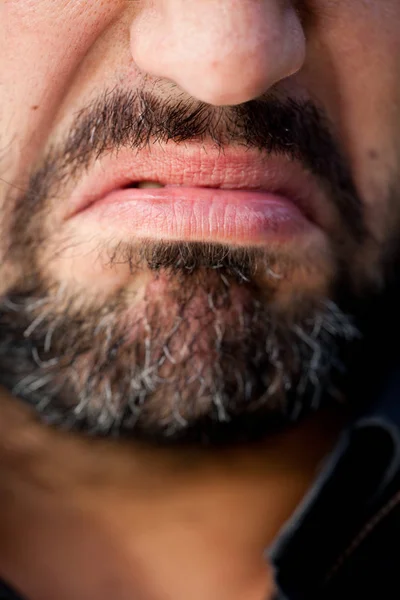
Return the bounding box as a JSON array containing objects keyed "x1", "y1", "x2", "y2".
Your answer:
[{"x1": 270, "y1": 368, "x2": 400, "y2": 599}]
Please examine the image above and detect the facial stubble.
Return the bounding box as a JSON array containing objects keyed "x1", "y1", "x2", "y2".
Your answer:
[{"x1": 0, "y1": 90, "x2": 372, "y2": 445}]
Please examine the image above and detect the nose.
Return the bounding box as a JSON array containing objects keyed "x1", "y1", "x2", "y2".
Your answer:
[{"x1": 130, "y1": 0, "x2": 306, "y2": 106}]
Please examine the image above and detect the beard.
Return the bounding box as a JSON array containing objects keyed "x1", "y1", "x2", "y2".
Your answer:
[
  {"x1": 0, "y1": 239, "x2": 359, "y2": 445},
  {"x1": 0, "y1": 87, "x2": 393, "y2": 446}
]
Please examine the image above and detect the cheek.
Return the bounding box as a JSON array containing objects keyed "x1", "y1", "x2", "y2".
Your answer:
[
  {"x1": 300, "y1": 2, "x2": 400, "y2": 245},
  {"x1": 0, "y1": 0, "x2": 125, "y2": 288},
  {"x1": 0, "y1": 1, "x2": 121, "y2": 189}
]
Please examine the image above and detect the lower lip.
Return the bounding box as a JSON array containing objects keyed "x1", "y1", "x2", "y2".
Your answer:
[{"x1": 76, "y1": 187, "x2": 313, "y2": 245}]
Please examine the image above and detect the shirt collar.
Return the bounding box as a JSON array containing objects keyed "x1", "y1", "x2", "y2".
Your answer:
[{"x1": 270, "y1": 367, "x2": 400, "y2": 599}]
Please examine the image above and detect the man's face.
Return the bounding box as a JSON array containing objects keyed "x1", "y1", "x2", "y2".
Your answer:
[{"x1": 0, "y1": 0, "x2": 399, "y2": 444}]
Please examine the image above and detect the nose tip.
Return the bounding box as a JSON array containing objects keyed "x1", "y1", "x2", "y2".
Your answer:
[{"x1": 130, "y1": 1, "x2": 306, "y2": 106}]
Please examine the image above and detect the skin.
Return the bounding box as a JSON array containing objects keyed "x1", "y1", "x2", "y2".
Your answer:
[
  {"x1": 0, "y1": 390, "x2": 344, "y2": 600},
  {"x1": 1, "y1": 1, "x2": 400, "y2": 599}
]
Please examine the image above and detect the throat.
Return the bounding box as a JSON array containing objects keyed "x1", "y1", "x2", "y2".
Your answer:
[{"x1": 0, "y1": 398, "x2": 344, "y2": 600}]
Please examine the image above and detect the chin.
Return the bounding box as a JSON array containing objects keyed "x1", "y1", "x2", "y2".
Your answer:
[{"x1": 0, "y1": 258, "x2": 358, "y2": 447}]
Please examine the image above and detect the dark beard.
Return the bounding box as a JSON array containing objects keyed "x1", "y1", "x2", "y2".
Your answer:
[
  {"x1": 0, "y1": 89, "x2": 384, "y2": 445},
  {"x1": 0, "y1": 242, "x2": 359, "y2": 446}
]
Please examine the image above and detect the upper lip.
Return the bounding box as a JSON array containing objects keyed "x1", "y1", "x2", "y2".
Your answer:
[{"x1": 66, "y1": 143, "x2": 326, "y2": 225}]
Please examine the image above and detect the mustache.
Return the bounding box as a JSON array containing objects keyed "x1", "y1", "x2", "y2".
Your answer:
[
  {"x1": 62, "y1": 91, "x2": 332, "y2": 166},
  {"x1": 11, "y1": 87, "x2": 367, "y2": 250}
]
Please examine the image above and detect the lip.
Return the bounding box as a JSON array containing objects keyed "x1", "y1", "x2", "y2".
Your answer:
[{"x1": 66, "y1": 144, "x2": 327, "y2": 245}]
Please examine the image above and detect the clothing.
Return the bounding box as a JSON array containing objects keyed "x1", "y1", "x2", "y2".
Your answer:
[
  {"x1": 2, "y1": 370, "x2": 400, "y2": 600},
  {"x1": 272, "y1": 367, "x2": 400, "y2": 599}
]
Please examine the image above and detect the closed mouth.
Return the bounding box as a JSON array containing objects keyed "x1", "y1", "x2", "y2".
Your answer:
[{"x1": 64, "y1": 143, "x2": 330, "y2": 246}]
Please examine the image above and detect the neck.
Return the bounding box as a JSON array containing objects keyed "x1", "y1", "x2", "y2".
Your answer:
[{"x1": 0, "y1": 394, "x2": 345, "y2": 600}]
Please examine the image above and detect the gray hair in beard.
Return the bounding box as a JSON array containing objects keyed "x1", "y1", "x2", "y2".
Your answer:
[
  {"x1": 0, "y1": 87, "x2": 367, "y2": 444},
  {"x1": 0, "y1": 242, "x2": 358, "y2": 445}
]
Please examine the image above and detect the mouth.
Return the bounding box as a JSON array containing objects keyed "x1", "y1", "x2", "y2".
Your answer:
[{"x1": 66, "y1": 144, "x2": 330, "y2": 246}]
